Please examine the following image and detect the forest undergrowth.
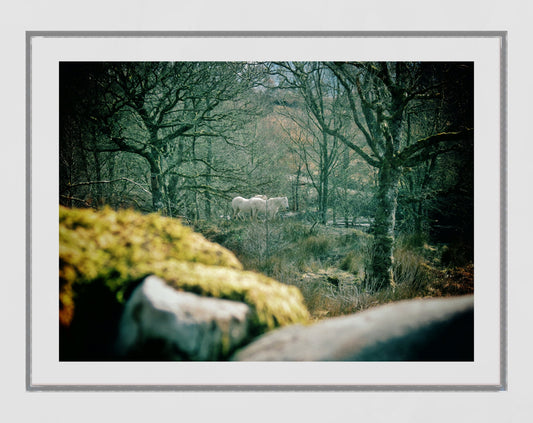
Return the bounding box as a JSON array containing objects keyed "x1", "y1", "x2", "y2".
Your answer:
[{"x1": 193, "y1": 218, "x2": 474, "y2": 321}]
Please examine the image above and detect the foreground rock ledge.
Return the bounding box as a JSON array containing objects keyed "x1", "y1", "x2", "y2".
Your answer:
[
  {"x1": 117, "y1": 276, "x2": 253, "y2": 360},
  {"x1": 232, "y1": 295, "x2": 474, "y2": 361}
]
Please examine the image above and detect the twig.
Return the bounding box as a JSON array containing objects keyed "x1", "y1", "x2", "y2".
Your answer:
[
  {"x1": 60, "y1": 195, "x2": 93, "y2": 206},
  {"x1": 68, "y1": 178, "x2": 151, "y2": 194}
]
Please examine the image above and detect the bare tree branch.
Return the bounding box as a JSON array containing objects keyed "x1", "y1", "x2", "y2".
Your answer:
[
  {"x1": 68, "y1": 177, "x2": 151, "y2": 194},
  {"x1": 397, "y1": 128, "x2": 473, "y2": 164}
]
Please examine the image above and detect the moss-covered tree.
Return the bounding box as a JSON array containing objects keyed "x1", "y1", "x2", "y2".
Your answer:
[{"x1": 277, "y1": 62, "x2": 473, "y2": 290}]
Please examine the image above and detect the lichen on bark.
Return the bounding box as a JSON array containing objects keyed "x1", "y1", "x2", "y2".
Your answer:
[{"x1": 364, "y1": 163, "x2": 401, "y2": 291}]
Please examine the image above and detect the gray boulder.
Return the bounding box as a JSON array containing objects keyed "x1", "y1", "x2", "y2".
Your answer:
[
  {"x1": 232, "y1": 295, "x2": 473, "y2": 361},
  {"x1": 116, "y1": 275, "x2": 253, "y2": 360}
]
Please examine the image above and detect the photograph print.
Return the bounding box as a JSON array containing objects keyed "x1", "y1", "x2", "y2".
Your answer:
[{"x1": 59, "y1": 60, "x2": 475, "y2": 363}]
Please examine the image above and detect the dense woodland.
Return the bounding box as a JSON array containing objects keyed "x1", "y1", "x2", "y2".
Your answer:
[{"x1": 60, "y1": 61, "x2": 473, "y2": 301}]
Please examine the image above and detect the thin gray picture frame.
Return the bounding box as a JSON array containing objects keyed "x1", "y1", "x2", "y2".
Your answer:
[{"x1": 26, "y1": 30, "x2": 507, "y2": 392}]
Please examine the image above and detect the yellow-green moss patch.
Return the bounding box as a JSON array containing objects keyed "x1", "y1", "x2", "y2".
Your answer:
[{"x1": 59, "y1": 206, "x2": 310, "y2": 334}]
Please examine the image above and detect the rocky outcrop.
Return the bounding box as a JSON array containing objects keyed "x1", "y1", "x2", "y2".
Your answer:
[
  {"x1": 232, "y1": 295, "x2": 474, "y2": 361},
  {"x1": 59, "y1": 206, "x2": 310, "y2": 360},
  {"x1": 116, "y1": 276, "x2": 253, "y2": 360}
]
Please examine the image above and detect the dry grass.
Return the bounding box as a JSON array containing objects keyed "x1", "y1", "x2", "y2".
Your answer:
[{"x1": 196, "y1": 219, "x2": 473, "y2": 322}]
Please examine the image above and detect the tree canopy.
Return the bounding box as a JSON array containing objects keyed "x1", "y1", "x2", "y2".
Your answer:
[{"x1": 60, "y1": 61, "x2": 473, "y2": 290}]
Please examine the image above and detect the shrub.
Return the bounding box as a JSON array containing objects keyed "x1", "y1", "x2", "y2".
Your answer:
[
  {"x1": 281, "y1": 221, "x2": 312, "y2": 243},
  {"x1": 440, "y1": 242, "x2": 473, "y2": 267},
  {"x1": 426, "y1": 264, "x2": 474, "y2": 296},
  {"x1": 392, "y1": 247, "x2": 430, "y2": 293},
  {"x1": 395, "y1": 232, "x2": 429, "y2": 250},
  {"x1": 339, "y1": 251, "x2": 363, "y2": 275},
  {"x1": 300, "y1": 235, "x2": 331, "y2": 257}
]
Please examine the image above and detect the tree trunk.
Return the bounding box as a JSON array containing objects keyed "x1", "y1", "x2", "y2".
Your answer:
[
  {"x1": 204, "y1": 139, "x2": 213, "y2": 219},
  {"x1": 365, "y1": 162, "x2": 401, "y2": 290},
  {"x1": 322, "y1": 176, "x2": 328, "y2": 224},
  {"x1": 167, "y1": 138, "x2": 185, "y2": 216},
  {"x1": 294, "y1": 164, "x2": 301, "y2": 211},
  {"x1": 148, "y1": 154, "x2": 166, "y2": 213},
  {"x1": 343, "y1": 147, "x2": 350, "y2": 227},
  {"x1": 318, "y1": 142, "x2": 329, "y2": 225}
]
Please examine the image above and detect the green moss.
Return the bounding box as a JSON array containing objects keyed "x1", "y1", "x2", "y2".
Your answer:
[{"x1": 59, "y1": 206, "x2": 309, "y2": 336}]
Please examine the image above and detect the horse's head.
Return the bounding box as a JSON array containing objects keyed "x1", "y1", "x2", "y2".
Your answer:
[{"x1": 282, "y1": 197, "x2": 289, "y2": 210}]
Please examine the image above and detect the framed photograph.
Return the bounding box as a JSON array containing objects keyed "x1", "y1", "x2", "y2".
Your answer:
[{"x1": 27, "y1": 31, "x2": 506, "y2": 390}]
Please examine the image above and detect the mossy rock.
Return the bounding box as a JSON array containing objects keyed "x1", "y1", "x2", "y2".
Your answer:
[{"x1": 59, "y1": 206, "x2": 310, "y2": 358}]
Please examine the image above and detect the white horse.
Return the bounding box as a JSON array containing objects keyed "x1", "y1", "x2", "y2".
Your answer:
[
  {"x1": 250, "y1": 196, "x2": 289, "y2": 220},
  {"x1": 231, "y1": 196, "x2": 252, "y2": 220},
  {"x1": 231, "y1": 195, "x2": 268, "y2": 220}
]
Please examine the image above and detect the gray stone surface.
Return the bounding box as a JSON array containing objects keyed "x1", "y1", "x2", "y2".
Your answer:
[
  {"x1": 232, "y1": 295, "x2": 474, "y2": 361},
  {"x1": 116, "y1": 275, "x2": 253, "y2": 360}
]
